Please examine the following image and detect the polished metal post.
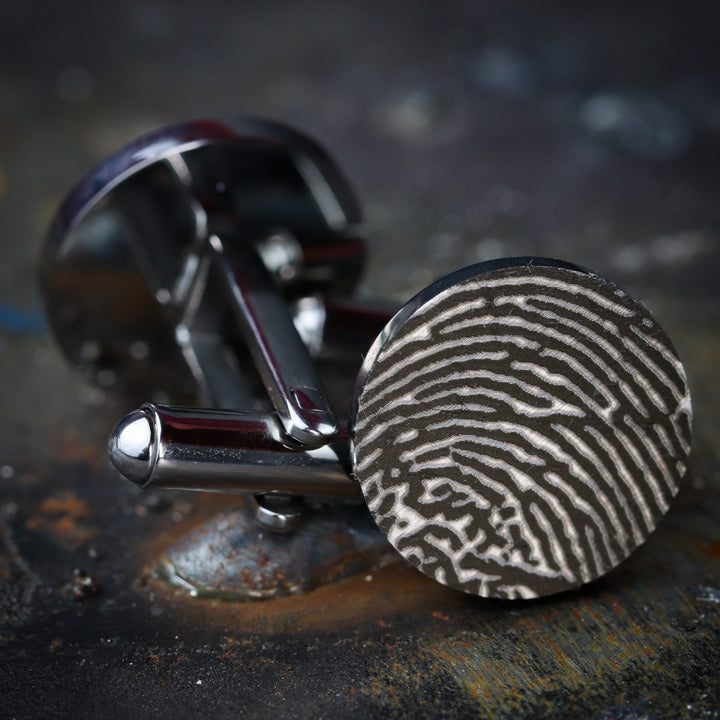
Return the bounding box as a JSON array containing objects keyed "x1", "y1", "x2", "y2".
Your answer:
[{"x1": 109, "y1": 402, "x2": 358, "y2": 497}]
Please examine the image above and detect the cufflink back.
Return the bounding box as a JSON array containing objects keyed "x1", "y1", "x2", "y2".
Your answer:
[{"x1": 41, "y1": 118, "x2": 692, "y2": 600}]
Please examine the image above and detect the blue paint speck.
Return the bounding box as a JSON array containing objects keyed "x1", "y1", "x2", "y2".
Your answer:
[{"x1": 0, "y1": 304, "x2": 47, "y2": 334}]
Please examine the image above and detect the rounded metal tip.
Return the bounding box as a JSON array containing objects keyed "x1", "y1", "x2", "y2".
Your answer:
[{"x1": 108, "y1": 409, "x2": 156, "y2": 486}]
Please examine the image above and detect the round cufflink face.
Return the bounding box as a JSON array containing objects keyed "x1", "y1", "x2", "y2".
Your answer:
[
  {"x1": 351, "y1": 258, "x2": 692, "y2": 599},
  {"x1": 39, "y1": 118, "x2": 365, "y2": 396}
]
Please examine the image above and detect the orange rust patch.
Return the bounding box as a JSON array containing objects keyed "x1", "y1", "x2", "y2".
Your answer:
[
  {"x1": 36, "y1": 492, "x2": 90, "y2": 518},
  {"x1": 143, "y1": 559, "x2": 463, "y2": 636},
  {"x1": 27, "y1": 491, "x2": 96, "y2": 547},
  {"x1": 132, "y1": 495, "x2": 475, "y2": 636},
  {"x1": 54, "y1": 427, "x2": 104, "y2": 469}
]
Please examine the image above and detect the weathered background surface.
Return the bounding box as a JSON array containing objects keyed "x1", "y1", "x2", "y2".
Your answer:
[{"x1": 1, "y1": 1, "x2": 719, "y2": 717}]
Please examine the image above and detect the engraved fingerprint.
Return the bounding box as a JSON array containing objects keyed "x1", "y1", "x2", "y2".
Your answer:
[{"x1": 353, "y1": 263, "x2": 692, "y2": 599}]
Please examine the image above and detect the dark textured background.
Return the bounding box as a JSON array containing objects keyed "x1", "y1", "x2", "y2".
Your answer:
[{"x1": 1, "y1": 2, "x2": 719, "y2": 717}]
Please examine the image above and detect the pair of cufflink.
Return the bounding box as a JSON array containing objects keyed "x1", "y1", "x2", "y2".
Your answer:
[{"x1": 40, "y1": 118, "x2": 692, "y2": 600}]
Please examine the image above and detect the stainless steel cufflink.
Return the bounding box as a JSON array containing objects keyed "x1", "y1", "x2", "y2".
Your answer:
[{"x1": 40, "y1": 118, "x2": 693, "y2": 600}]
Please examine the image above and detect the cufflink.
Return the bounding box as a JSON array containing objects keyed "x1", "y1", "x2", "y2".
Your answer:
[{"x1": 41, "y1": 118, "x2": 692, "y2": 599}]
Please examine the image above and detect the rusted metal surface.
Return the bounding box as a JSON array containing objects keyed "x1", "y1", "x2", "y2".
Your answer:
[
  {"x1": 159, "y1": 504, "x2": 396, "y2": 600},
  {"x1": 2, "y1": 1, "x2": 720, "y2": 717}
]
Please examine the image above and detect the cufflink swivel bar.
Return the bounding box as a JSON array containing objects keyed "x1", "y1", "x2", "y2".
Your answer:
[{"x1": 109, "y1": 402, "x2": 356, "y2": 498}]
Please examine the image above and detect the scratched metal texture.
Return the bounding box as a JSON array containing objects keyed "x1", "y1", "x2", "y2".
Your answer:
[{"x1": 1, "y1": 1, "x2": 720, "y2": 718}]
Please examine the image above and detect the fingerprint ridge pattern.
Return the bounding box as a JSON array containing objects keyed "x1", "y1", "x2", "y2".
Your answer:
[{"x1": 354, "y1": 267, "x2": 692, "y2": 599}]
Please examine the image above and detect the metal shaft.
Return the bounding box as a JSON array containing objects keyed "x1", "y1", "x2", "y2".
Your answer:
[
  {"x1": 108, "y1": 403, "x2": 358, "y2": 497},
  {"x1": 207, "y1": 235, "x2": 338, "y2": 447}
]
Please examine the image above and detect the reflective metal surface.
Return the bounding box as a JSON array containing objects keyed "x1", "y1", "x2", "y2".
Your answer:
[
  {"x1": 204, "y1": 234, "x2": 337, "y2": 447},
  {"x1": 109, "y1": 403, "x2": 356, "y2": 496},
  {"x1": 158, "y1": 503, "x2": 395, "y2": 599},
  {"x1": 38, "y1": 118, "x2": 366, "y2": 405}
]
